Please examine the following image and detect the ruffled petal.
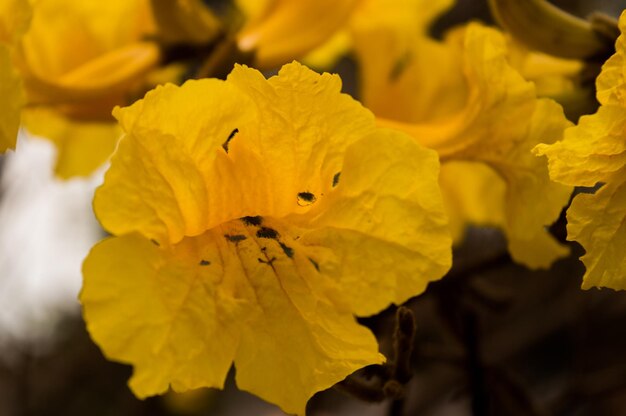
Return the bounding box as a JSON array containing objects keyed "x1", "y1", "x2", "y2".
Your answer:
[
  {"x1": 596, "y1": 13, "x2": 626, "y2": 107},
  {"x1": 534, "y1": 11, "x2": 626, "y2": 288},
  {"x1": 535, "y1": 105, "x2": 626, "y2": 187},
  {"x1": 567, "y1": 178, "x2": 626, "y2": 290},
  {"x1": 300, "y1": 129, "x2": 451, "y2": 316},
  {"x1": 81, "y1": 233, "x2": 244, "y2": 396},
  {"x1": 83, "y1": 219, "x2": 384, "y2": 415}
]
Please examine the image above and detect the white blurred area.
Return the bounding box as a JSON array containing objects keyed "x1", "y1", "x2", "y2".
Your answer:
[{"x1": 0, "y1": 131, "x2": 104, "y2": 355}]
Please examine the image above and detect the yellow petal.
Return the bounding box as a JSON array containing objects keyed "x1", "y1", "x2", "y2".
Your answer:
[
  {"x1": 18, "y1": 0, "x2": 156, "y2": 118},
  {"x1": 0, "y1": 0, "x2": 30, "y2": 152},
  {"x1": 535, "y1": 13, "x2": 626, "y2": 170},
  {"x1": 22, "y1": 110, "x2": 121, "y2": 178},
  {"x1": 567, "y1": 179, "x2": 626, "y2": 290},
  {"x1": 305, "y1": 0, "x2": 454, "y2": 69},
  {"x1": 0, "y1": 0, "x2": 32, "y2": 45},
  {"x1": 20, "y1": 0, "x2": 154, "y2": 79},
  {"x1": 236, "y1": 0, "x2": 361, "y2": 69},
  {"x1": 507, "y1": 39, "x2": 582, "y2": 99},
  {"x1": 235, "y1": 0, "x2": 268, "y2": 20},
  {"x1": 81, "y1": 233, "x2": 244, "y2": 396},
  {"x1": 150, "y1": 0, "x2": 221, "y2": 45},
  {"x1": 300, "y1": 129, "x2": 451, "y2": 316},
  {"x1": 302, "y1": 31, "x2": 352, "y2": 70},
  {"x1": 23, "y1": 42, "x2": 159, "y2": 120},
  {"x1": 0, "y1": 45, "x2": 23, "y2": 151},
  {"x1": 224, "y1": 219, "x2": 385, "y2": 415},
  {"x1": 86, "y1": 62, "x2": 452, "y2": 413},
  {"x1": 83, "y1": 221, "x2": 384, "y2": 415},
  {"x1": 534, "y1": 106, "x2": 626, "y2": 187},
  {"x1": 596, "y1": 12, "x2": 626, "y2": 107},
  {"x1": 356, "y1": 31, "x2": 465, "y2": 125},
  {"x1": 534, "y1": 11, "x2": 626, "y2": 288},
  {"x1": 439, "y1": 154, "x2": 570, "y2": 269},
  {"x1": 351, "y1": 0, "x2": 453, "y2": 36},
  {"x1": 495, "y1": 99, "x2": 571, "y2": 268},
  {"x1": 438, "y1": 161, "x2": 506, "y2": 243},
  {"x1": 98, "y1": 78, "x2": 263, "y2": 244},
  {"x1": 376, "y1": 24, "x2": 537, "y2": 157}
]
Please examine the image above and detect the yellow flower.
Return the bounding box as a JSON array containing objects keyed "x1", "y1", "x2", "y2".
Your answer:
[
  {"x1": 236, "y1": 0, "x2": 362, "y2": 69},
  {"x1": 0, "y1": 0, "x2": 31, "y2": 151},
  {"x1": 17, "y1": 0, "x2": 158, "y2": 119},
  {"x1": 6, "y1": 0, "x2": 160, "y2": 176},
  {"x1": 355, "y1": 22, "x2": 573, "y2": 269},
  {"x1": 304, "y1": 0, "x2": 454, "y2": 69},
  {"x1": 535, "y1": 11, "x2": 626, "y2": 290},
  {"x1": 81, "y1": 62, "x2": 452, "y2": 414}
]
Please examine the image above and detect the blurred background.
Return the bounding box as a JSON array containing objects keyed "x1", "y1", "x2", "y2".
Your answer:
[{"x1": 2, "y1": 0, "x2": 626, "y2": 415}]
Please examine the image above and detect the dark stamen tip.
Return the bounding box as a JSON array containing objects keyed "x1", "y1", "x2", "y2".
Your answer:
[
  {"x1": 222, "y1": 128, "x2": 239, "y2": 153},
  {"x1": 256, "y1": 227, "x2": 279, "y2": 239},
  {"x1": 241, "y1": 216, "x2": 263, "y2": 226},
  {"x1": 280, "y1": 242, "x2": 294, "y2": 258},
  {"x1": 224, "y1": 234, "x2": 247, "y2": 243}
]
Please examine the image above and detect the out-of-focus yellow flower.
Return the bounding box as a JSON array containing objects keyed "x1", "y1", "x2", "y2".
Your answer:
[
  {"x1": 0, "y1": 0, "x2": 32, "y2": 45},
  {"x1": 235, "y1": 0, "x2": 362, "y2": 69},
  {"x1": 150, "y1": 0, "x2": 221, "y2": 45},
  {"x1": 304, "y1": 0, "x2": 454, "y2": 69},
  {"x1": 17, "y1": 0, "x2": 158, "y2": 119},
  {"x1": 0, "y1": 0, "x2": 31, "y2": 151},
  {"x1": 81, "y1": 62, "x2": 452, "y2": 415},
  {"x1": 21, "y1": 110, "x2": 120, "y2": 179},
  {"x1": 6, "y1": 0, "x2": 162, "y2": 176},
  {"x1": 356, "y1": 22, "x2": 572, "y2": 269},
  {"x1": 535, "y1": 11, "x2": 626, "y2": 290}
]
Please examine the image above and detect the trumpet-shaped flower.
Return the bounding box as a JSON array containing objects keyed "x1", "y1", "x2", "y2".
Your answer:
[
  {"x1": 81, "y1": 62, "x2": 452, "y2": 415},
  {"x1": 535, "y1": 11, "x2": 626, "y2": 289},
  {"x1": 355, "y1": 22, "x2": 573, "y2": 268}
]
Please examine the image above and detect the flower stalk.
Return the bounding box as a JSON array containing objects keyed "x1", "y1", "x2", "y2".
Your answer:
[{"x1": 488, "y1": 0, "x2": 615, "y2": 60}]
